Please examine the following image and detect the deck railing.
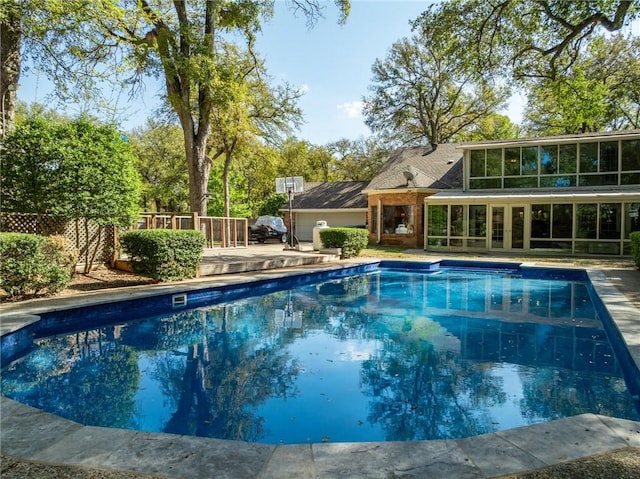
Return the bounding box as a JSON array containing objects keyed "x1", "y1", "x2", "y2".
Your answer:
[{"x1": 135, "y1": 212, "x2": 248, "y2": 248}]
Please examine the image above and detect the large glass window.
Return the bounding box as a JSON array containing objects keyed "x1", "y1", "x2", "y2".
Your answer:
[
  {"x1": 450, "y1": 205, "x2": 466, "y2": 236},
  {"x1": 504, "y1": 147, "x2": 520, "y2": 176},
  {"x1": 486, "y1": 149, "x2": 502, "y2": 176},
  {"x1": 552, "y1": 204, "x2": 573, "y2": 238},
  {"x1": 600, "y1": 141, "x2": 618, "y2": 172},
  {"x1": 382, "y1": 205, "x2": 414, "y2": 234},
  {"x1": 579, "y1": 143, "x2": 598, "y2": 173},
  {"x1": 522, "y1": 146, "x2": 539, "y2": 175},
  {"x1": 541, "y1": 145, "x2": 558, "y2": 174},
  {"x1": 599, "y1": 203, "x2": 622, "y2": 239},
  {"x1": 577, "y1": 204, "x2": 597, "y2": 239},
  {"x1": 622, "y1": 140, "x2": 640, "y2": 171},
  {"x1": 625, "y1": 203, "x2": 640, "y2": 238},
  {"x1": 531, "y1": 205, "x2": 551, "y2": 238},
  {"x1": 468, "y1": 205, "x2": 487, "y2": 237},
  {"x1": 470, "y1": 150, "x2": 485, "y2": 177},
  {"x1": 559, "y1": 144, "x2": 577, "y2": 173},
  {"x1": 427, "y1": 205, "x2": 448, "y2": 236}
]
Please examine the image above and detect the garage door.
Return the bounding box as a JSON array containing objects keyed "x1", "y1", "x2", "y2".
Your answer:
[{"x1": 295, "y1": 212, "x2": 367, "y2": 241}]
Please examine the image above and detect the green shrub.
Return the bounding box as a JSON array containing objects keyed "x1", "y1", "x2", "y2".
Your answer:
[
  {"x1": 631, "y1": 231, "x2": 640, "y2": 269},
  {"x1": 120, "y1": 229, "x2": 206, "y2": 280},
  {"x1": 0, "y1": 233, "x2": 77, "y2": 298},
  {"x1": 319, "y1": 228, "x2": 369, "y2": 259}
]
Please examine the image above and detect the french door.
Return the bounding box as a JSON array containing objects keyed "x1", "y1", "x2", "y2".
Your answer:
[{"x1": 490, "y1": 205, "x2": 527, "y2": 251}]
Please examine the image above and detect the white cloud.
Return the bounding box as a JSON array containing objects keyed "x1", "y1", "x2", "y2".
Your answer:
[
  {"x1": 299, "y1": 84, "x2": 311, "y2": 94},
  {"x1": 337, "y1": 101, "x2": 364, "y2": 119}
]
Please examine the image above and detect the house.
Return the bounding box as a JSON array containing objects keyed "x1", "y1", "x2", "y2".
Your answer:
[
  {"x1": 283, "y1": 181, "x2": 369, "y2": 242},
  {"x1": 363, "y1": 143, "x2": 463, "y2": 248},
  {"x1": 422, "y1": 130, "x2": 640, "y2": 256}
]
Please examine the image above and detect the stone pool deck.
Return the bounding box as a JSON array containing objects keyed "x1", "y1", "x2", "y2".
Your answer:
[{"x1": 1, "y1": 247, "x2": 639, "y2": 478}]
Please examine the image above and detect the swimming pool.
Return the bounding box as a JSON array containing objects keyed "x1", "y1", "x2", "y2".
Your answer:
[{"x1": 1, "y1": 260, "x2": 639, "y2": 445}]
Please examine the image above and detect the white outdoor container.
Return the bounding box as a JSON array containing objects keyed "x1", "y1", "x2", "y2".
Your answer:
[{"x1": 312, "y1": 220, "x2": 329, "y2": 250}]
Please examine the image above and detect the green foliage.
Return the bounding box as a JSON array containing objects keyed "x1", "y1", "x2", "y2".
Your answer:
[
  {"x1": 631, "y1": 232, "x2": 640, "y2": 269},
  {"x1": 0, "y1": 233, "x2": 77, "y2": 298},
  {"x1": 257, "y1": 194, "x2": 288, "y2": 217},
  {"x1": 119, "y1": 229, "x2": 206, "y2": 281},
  {"x1": 363, "y1": 24, "x2": 508, "y2": 146},
  {"x1": 320, "y1": 228, "x2": 369, "y2": 259},
  {"x1": 1, "y1": 116, "x2": 142, "y2": 226},
  {"x1": 129, "y1": 120, "x2": 189, "y2": 212}
]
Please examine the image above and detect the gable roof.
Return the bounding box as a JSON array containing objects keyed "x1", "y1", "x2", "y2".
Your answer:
[
  {"x1": 364, "y1": 143, "x2": 463, "y2": 191},
  {"x1": 290, "y1": 181, "x2": 369, "y2": 210}
]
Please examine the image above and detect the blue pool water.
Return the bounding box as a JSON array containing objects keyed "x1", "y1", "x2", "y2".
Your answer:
[{"x1": 1, "y1": 262, "x2": 639, "y2": 444}]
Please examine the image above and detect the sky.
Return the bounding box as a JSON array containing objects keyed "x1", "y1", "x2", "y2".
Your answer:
[{"x1": 22, "y1": 0, "x2": 638, "y2": 146}]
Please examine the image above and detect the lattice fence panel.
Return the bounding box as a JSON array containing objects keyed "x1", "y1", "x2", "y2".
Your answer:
[{"x1": 0, "y1": 213, "x2": 116, "y2": 267}]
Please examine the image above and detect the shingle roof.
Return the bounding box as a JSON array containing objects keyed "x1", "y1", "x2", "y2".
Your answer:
[
  {"x1": 290, "y1": 181, "x2": 369, "y2": 210},
  {"x1": 364, "y1": 144, "x2": 463, "y2": 191}
]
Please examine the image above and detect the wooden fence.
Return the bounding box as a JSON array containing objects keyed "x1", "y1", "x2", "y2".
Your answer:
[
  {"x1": 1, "y1": 212, "x2": 248, "y2": 270},
  {"x1": 0, "y1": 213, "x2": 116, "y2": 267},
  {"x1": 134, "y1": 212, "x2": 248, "y2": 248}
]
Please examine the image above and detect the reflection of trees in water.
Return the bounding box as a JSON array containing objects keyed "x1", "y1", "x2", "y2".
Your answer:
[
  {"x1": 360, "y1": 334, "x2": 505, "y2": 441},
  {"x1": 518, "y1": 368, "x2": 639, "y2": 422},
  {"x1": 139, "y1": 298, "x2": 301, "y2": 441},
  {"x1": 2, "y1": 328, "x2": 139, "y2": 429}
]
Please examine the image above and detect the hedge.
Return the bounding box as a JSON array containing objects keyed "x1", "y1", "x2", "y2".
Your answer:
[
  {"x1": 631, "y1": 231, "x2": 640, "y2": 269},
  {"x1": 0, "y1": 233, "x2": 77, "y2": 298},
  {"x1": 120, "y1": 229, "x2": 206, "y2": 280},
  {"x1": 319, "y1": 227, "x2": 369, "y2": 259}
]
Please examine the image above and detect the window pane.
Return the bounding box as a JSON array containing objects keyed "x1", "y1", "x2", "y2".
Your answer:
[
  {"x1": 486, "y1": 149, "x2": 502, "y2": 176},
  {"x1": 577, "y1": 204, "x2": 597, "y2": 239},
  {"x1": 504, "y1": 147, "x2": 520, "y2": 175},
  {"x1": 622, "y1": 173, "x2": 640, "y2": 185},
  {"x1": 470, "y1": 178, "x2": 502, "y2": 189},
  {"x1": 383, "y1": 205, "x2": 413, "y2": 233},
  {"x1": 470, "y1": 150, "x2": 485, "y2": 177},
  {"x1": 427, "y1": 205, "x2": 448, "y2": 236},
  {"x1": 468, "y1": 205, "x2": 487, "y2": 237},
  {"x1": 552, "y1": 204, "x2": 573, "y2": 238},
  {"x1": 559, "y1": 144, "x2": 577, "y2": 173},
  {"x1": 504, "y1": 177, "x2": 538, "y2": 188},
  {"x1": 541, "y1": 145, "x2": 558, "y2": 174},
  {"x1": 540, "y1": 176, "x2": 575, "y2": 187},
  {"x1": 371, "y1": 206, "x2": 378, "y2": 234},
  {"x1": 522, "y1": 146, "x2": 539, "y2": 174},
  {"x1": 600, "y1": 203, "x2": 621, "y2": 239},
  {"x1": 531, "y1": 205, "x2": 551, "y2": 238},
  {"x1": 625, "y1": 203, "x2": 640, "y2": 238},
  {"x1": 579, "y1": 143, "x2": 598, "y2": 173},
  {"x1": 622, "y1": 139, "x2": 640, "y2": 171},
  {"x1": 579, "y1": 174, "x2": 618, "y2": 187},
  {"x1": 450, "y1": 205, "x2": 466, "y2": 236},
  {"x1": 600, "y1": 141, "x2": 618, "y2": 172}
]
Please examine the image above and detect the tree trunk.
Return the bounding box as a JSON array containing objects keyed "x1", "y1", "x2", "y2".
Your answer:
[
  {"x1": 0, "y1": 2, "x2": 21, "y2": 139},
  {"x1": 184, "y1": 130, "x2": 212, "y2": 217}
]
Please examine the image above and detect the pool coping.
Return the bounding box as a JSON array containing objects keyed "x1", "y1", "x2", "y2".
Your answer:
[{"x1": 1, "y1": 259, "x2": 639, "y2": 479}]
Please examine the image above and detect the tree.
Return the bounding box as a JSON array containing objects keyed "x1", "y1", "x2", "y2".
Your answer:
[
  {"x1": 207, "y1": 44, "x2": 303, "y2": 218},
  {"x1": 3, "y1": 0, "x2": 350, "y2": 215},
  {"x1": 327, "y1": 136, "x2": 389, "y2": 181},
  {"x1": 454, "y1": 113, "x2": 521, "y2": 142},
  {"x1": 522, "y1": 34, "x2": 640, "y2": 135},
  {"x1": 363, "y1": 26, "x2": 508, "y2": 147},
  {"x1": 420, "y1": 0, "x2": 640, "y2": 80},
  {"x1": 1, "y1": 116, "x2": 141, "y2": 271},
  {"x1": 129, "y1": 120, "x2": 189, "y2": 212},
  {"x1": 0, "y1": 0, "x2": 21, "y2": 138}
]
